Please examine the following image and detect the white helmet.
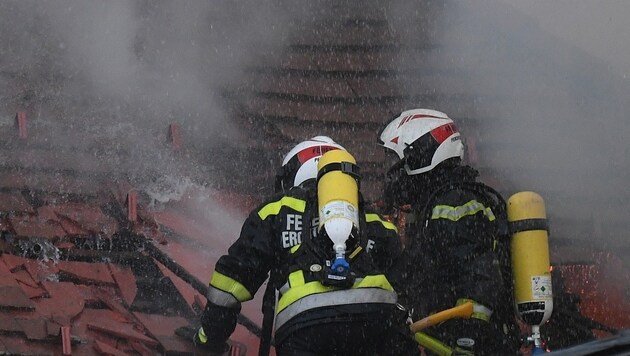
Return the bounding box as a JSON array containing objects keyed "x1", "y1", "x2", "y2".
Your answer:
[
  {"x1": 377, "y1": 108, "x2": 464, "y2": 175},
  {"x1": 275, "y1": 136, "x2": 345, "y2": 192}
]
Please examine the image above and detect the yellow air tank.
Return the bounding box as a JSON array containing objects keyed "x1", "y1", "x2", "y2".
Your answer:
[
  {"x1": 508, "y1": 191, "x2": 553, "y2": 327},
  {"x1": 317, "y1": 150, "x2": 360, "y2": 275}
]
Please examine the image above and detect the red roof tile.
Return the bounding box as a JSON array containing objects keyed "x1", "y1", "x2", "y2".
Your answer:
[
  {"x1": 8, "y1": 214, "x2": 67, "y2": 239},
  {"x1": 11, "y1": 269, "x2": 38, "y2": 288},
  {"x1": 87, "y1": 318, "x2": 159, "y2": 347},
  {"x1": 93, "y1": 339, "x2": 129, "y2": 356},
  {"x1": 92, "y1": 287, "x2": 145, "y2": 327},
  {"x1": 15, "y1": 318, "x2": 48, "y2": 340},
  {"x1": 52, "y1": 203, "x2": 119, "y2": 237},
  {"x1": 107, "y1": 263, "x2": 137, "y2": 306},
  {"x1": 0, "y1": 285, "x2": 36, "y2": 310},
  {"x1": 56, "y1": 260, "x2": 115, "y2": 285},
  {"x1": 22, "y1": 257, "x2": 59, "y2": 284},
  {"x1": 0, "y1": 313, "x2": 22, "y2": 333},
  {"x1": 0, "y1": 335, "x2": 54, "y2": 356},
  {"x1": 0, "y1": 254, "x2": 29, "y2": 271},
  {"x1": 34, "y1": 294, "x2": 85, "y2": 326},
  {"x1": 129, "y1": 340, "x2": 155, "y2": 356},
  {"x1": 0, "y1": 192, "x2": 34, "y2": 214},
  {"x1": 133, "y1": 312, "x2": 194, "y2": 354},
  {"x1": 0, "y1": 263, "x2": 35, "y2": 310},
  {"x1": 17, "y1": 281, "x2": 47, "y2": 299}
]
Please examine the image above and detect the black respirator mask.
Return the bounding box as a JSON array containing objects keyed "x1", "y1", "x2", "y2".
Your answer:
[{"x1": 383, "y1": 160, "x2": 417, "y2": 210}]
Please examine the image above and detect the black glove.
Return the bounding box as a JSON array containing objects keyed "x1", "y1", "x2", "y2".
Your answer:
[{"x1": 175, "y1": 325, "x2": 230, "y2": 355}]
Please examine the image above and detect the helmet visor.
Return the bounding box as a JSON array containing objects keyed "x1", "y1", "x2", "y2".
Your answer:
[{"x1": 403, "y1": 122, "x2": 458, "y2": 175}]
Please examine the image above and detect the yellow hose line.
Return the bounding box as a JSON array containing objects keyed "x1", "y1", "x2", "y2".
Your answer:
[{"x1": 410, "y1": 302, "x2": 474, "y2": 333}]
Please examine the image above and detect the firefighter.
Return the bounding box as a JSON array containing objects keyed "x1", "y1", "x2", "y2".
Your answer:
[
  {"x1": 377, "y1": 109, "x2": 521, "y2": 355},
  {"x1": 193, "y1": 136, "x2": 419, "y2": 355}
]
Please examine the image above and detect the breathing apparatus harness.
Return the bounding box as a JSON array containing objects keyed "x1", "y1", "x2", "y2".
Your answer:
[
  {"x1": 288, "y1": 158, "x2": 374, "y2": 289},
  {"x1": 290, "y1": 203, "x2": 373, "y2": 289},
  {"x1": 401, "y1": 177, "x2": 520, "y2": 354}
]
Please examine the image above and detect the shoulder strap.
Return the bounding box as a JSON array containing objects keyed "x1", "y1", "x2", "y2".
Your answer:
[{"x1": 290, "y1": 192, "x2": 376, "y2": 287}]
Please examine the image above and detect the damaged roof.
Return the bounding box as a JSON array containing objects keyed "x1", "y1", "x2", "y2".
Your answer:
[
  {"x1": 0, "y1": 142, "x2": 261, "y2": 354},
  {"x1": 1, "y1": 1, "x2": 630, "y2": 355}
]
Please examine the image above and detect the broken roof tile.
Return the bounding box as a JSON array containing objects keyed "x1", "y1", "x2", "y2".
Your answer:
[
  {"x1": 74, "y1": 284, "x2": 101, "y2": 306},
  {"x1": 92, "y1": 287, "x2": 140, "y2": 323},
  {"x1": 1, "y1": 253, "x2": 27, "y2": 271},
  {"x1": 41, "y1": 281, "x2": 83, "y2": 299},
  {"x1": 0, "y1": 313, "x2": 22, "y2": 333},
  {"x1": 57, "y1": 216, "x2": 91, "y2": 236},
  {"x1": 0, "y1": 266, "x2": 35, "y2": 309},
  {"x1": 11, "y1": 268, "x2": 39, "y2": 288},
  {"x1": 8, "y1": 214, "x2": 67, "y2": 239},
  {"x1": 34, "y1": 287, "x2": 85, "y2": 325},
  {"x1": 17, "y1": 281, "x2": 46, "y2": 299},
  {"x1": 0, "y1": 257, "x2": 19, "y2": 283},
  {"x1": 133, "y1": 313, "x2": 193, "y2": 354},
  {"x1": 52, "y1": 203, "x2": 118, "y2": 237},
  {"x1": 93, "y1": 339, "x2": 129, "y2": 356},
  {"x1": 48, "y1": 322, "x2": 61, "y2": 338},
  {"x1": 0, "y1": 335, "x2": 55, "y2": 356},
  {"x1": 22, "y1": 257, "x2": 59, "y2": 284},
  {"x1": 56, "y1": 260, "x2": 115, "y2": 285},
  {"x1": 36, "y1": 206, "x2": 59, "y2": 223},
  {"x1": 87, "y1": 318, "x2": 158, "y2": 347},
  {"x1": 133, "y1": 312, "x2": 189, "y2": 338},
  {"x1": 70, "y1": 308, "x2": 127, "y2": 345},
  {"x1": 152, "y1": 335, "x2": 195, "y2": 354},
  {"x1": 108, "y1": 263, "x2": 137, "y2": 306},
  {"x1": 15, "y1": 318, "x2": 48, "y2": 340},
  {"x1": 129, "y1": 340, "x2": 155, "y2": 356},
  {"x1": 0, "y1": 191, "x2": 34, "y2": 214},
  {"x1": 38, "y1": 304, "x2": 83, "y2": 327}
]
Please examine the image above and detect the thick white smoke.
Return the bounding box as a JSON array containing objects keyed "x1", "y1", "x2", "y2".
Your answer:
[
  {"x1": 388, "y1": 1, "x2": 630, "y2": 261},
  {"x1": 0, "y1": 0, "x2": 297, "y2": 188}
]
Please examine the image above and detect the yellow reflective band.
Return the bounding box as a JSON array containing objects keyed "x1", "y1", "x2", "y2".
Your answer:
[
  {"x1": 290, "y1": 244, "x2": 301, "y2": 254},
  {"x1": 210, "y1": 272, "x2": 253, "y2": 302},
  {"x1": 276, "y1": 274, "x2": 393, "y2": 313},
  {"x1": 258, "y1": 196, "x2": 306, "y2": 220},
  {"x1": 276, "y1": 288, "x2": 397, "y2": 330},
  {"x1": 277, "y1": 281, "x2": 333, "y2": 312},
  {"x1": 354, "y1": 274, "x2": 394, "y2": 291},
  {"x1": 415, "y1": 332, "x2": 453, "y2": 356},
  {"x1": 348, "y1": 246, "x2": 363, "y2": 259},
  {"x1": 365, "y1": 213, "x2": 398, "y2": 232},
  {"x1": 207, "y1": 285, "x2": 239, "y2": 308},
  {"x1": 431, "y1": 200, "x2": 496, "y2": 222},
  {"x1": 198, "y1": 327, "x2": 208, "y2": 344},
  {"x1": 288, "y1": 270, "x2": 305, "y2": 288}
]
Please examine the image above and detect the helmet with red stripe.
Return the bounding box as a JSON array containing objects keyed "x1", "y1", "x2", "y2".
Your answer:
[
  {"x1": 377, "y1": 108, "x2": 463, "y2": 176},
  {"x1": 275, "y1": 136, "x2": 345, "y2": 192}
]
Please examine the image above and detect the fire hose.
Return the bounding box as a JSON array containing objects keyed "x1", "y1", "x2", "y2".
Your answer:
[{"x1": 410, "y1": 302, "x2": 475, "y2": 356}]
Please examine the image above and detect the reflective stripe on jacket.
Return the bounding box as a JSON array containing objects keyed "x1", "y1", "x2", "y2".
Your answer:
[
  {"x1": 200, "y1": 185, "x2": 403, "y2": 344},
  {"x1": 275, "y1": 271, "x2": 397, "y2": 330}
]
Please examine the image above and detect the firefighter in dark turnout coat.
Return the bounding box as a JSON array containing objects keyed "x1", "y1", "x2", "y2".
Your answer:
[
  {"x1": 377, "y1": 109, "x2": 520, "y2": 356},
  {"x1": 194, "y1": 136, "x2": 419, "y2": 356}
]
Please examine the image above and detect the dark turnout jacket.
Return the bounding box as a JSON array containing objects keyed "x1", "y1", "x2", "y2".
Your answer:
[
  {"x1": 199, "y1": 183, "x2": 405, "y2": 351},
  {"x1": 389, "y1": 165, "x2": 520, "y2": 355}
]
